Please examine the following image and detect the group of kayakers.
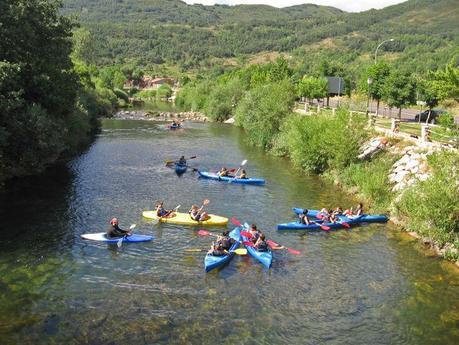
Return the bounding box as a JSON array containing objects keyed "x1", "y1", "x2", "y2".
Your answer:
[
  {"x1": 299, "y1": 203, "x2": 364, "y2": 225},
  {"x1": 207, "y1": 230, "x2": 236, "y2": 256},
  {"x1": 154, "y1": 200, "x2": 210, "y2": 222}
]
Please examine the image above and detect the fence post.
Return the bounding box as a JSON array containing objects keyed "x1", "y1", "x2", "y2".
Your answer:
[
  {"x1": 368, "y1": 115, "x2": 376, "y2": 127},
  {"x1": 332, "y1": 108, "x2": 336, "y2": 116},
  {"x1": 391, "y1": 119, "x2": 400, "y2": 133},
  {"x1": 421, "y1": 124, "x2": 431, "y2": 142}
]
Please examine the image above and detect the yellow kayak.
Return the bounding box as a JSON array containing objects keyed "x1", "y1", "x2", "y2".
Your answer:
[{"x1": 142, "y1": 211, "x2": 228, "y2": 226}]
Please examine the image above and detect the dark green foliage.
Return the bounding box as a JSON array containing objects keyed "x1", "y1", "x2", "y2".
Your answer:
[
  {"x1": 382, "y1": 71, "x2": 417, "y2": 118},
  {"x1": 61, "y1": 0, "x2": 459, "y2": 75}
]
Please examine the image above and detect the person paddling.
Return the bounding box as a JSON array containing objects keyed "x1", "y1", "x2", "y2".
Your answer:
[
  {"x1": 106, "y1": 218, "x2": 132, "y2": 238},
  {"x1": 355, "y1": 203, "x2": 364, "y2": 216},
  {"x1": 207, "y1": 242, "x2": 229, "y2": 256},
  {"x1": 177, "y1": 156, "x2": 187, "y2": 165},
  {"x1": 155, "y1": 201, "x2": 175, "y2": 218},
  {"x1": 254, "y1": 234, "x2": 269, "y2": 252},
  {"x1": 216, "y1": 230, "x2": 235, "y2": 250},
  {"x1": 217, "y1": 167, "x2": 229, "y2": 177},
  {"x1": 189, "y1": 204, "x2": 209, "y2": 222},
  {"x1": 249, "y1": 224, "x2": 261, "y2": 244},
  {"x1": 299, "y1": 209, "x2": 310, "y2": 225},
  {"x1": 236, "y1": 169, "x2": 247, "y2": 179}
]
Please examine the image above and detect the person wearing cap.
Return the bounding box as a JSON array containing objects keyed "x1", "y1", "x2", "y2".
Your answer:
[{"x1": 106, "y1": 218, "x2": 131, "y2": 238}]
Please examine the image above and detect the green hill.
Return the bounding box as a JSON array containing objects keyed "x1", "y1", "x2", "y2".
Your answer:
[{"x1": 62, "y1": 0, "x2": 459, "y2": 72}]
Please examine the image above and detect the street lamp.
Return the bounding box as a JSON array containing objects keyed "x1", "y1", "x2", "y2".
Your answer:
[
  {"x1": 366, "y1": 77, "x2": 373, "y2": 117},
  {"x1": 374, "y1": 38, "x2": 395, "y2": 64}
]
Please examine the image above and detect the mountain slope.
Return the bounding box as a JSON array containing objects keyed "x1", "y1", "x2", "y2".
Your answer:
[{"x1": 62, "y1": 0, "x2": 459, "y2": 72}]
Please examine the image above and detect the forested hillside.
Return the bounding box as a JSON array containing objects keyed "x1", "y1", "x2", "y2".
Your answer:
[{"x1": 62, "y1": 0, "x2": 459, "y2": 73}]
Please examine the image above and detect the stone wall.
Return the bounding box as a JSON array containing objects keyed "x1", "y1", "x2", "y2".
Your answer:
[{"x1": 112, "y1": 110, "x2": 208, "y2": 122}]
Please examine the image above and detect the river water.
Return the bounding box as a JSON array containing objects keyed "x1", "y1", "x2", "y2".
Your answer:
[{"x1": 0, "y1": 120, "x2": 458, "y2": 344}]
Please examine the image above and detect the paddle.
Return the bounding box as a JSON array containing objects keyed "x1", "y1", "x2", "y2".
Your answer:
[
  {"x1": 230, "y1": 217, "x2": 243, "y2": 227},
  {"x1": 229, "y1": 160, "x2": 247, "y2": 182},
  {"x1": 197, "y1": 229, "x2": 215, "y2": 237},
  {"x1": 165, "y1": 156, "x2": 197, "y2": 165},
  {"x1": 240, "y1": 231, "x2": 253, "y2": 238},
  {"x1": 152, "y1": 205, "x2": 181, "y2": 225},
  {"x1": 117, "y1": 224, "x2": 136, "y2": 248},
  {"x1": 266, "y1": 239, "x2": 301, "y2": 255},
  {"x1": 309, "y1": 220, "x2": 331, "y2": 231}
]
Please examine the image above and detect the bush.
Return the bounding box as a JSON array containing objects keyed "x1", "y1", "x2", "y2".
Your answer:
[
  {"x1": 395, "y1": 151, "x2": 459, "y2": 246},
  {"x1": 274, "y1": 110, "x2": 369, "y2": 173},
  {"x1": 136, "y1": 89, "x2": 157, "y2": 99},
  {"x1": 204, "y1": 78, "x2": 244, "y2": 121},
  {"x1": 235, "y1": 80, "x2": 295, "y2": 149}
]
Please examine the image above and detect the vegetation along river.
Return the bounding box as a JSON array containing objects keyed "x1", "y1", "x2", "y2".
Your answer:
[{"x1": 0, "y1": 120, "x2": 458, "y2": 345}]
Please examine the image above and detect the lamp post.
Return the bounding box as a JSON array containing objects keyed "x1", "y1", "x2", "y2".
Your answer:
[
  {"x1": 366, "y1": 77, "x2": 373, "y2": 117},
  {"x1": 374, "y1": 38, "x2": 395, "y2": 64}
]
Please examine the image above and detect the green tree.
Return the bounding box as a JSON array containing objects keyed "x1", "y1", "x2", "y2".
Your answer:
[
  {"x1": 298, "y1": 76, "x2": 328, "y2": 109},
  {"x1": 360, "y1": 62, "x2": 391, "y2": 115},
  {"x1": 235, "y1": 80, "x2": 295, "y2": 149},
  {"x1": 157, "y1": 84, "x2": 173, "y2": 100},
  {"x1": 382, "y1": 71, "x2": 416, "y2": 119}
]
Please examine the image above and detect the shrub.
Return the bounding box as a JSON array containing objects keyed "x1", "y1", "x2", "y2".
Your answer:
[{"x1": 395, "y1": 151, "x2": 459, "y2": 246}]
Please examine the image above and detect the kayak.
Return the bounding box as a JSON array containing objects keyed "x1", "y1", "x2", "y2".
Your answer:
[
  {"x1": 169, "y1": 124, "x2": 181, "y2": 130},
  {"x1": 198, "y1": 171, "x2": 265, "y2": 185},
  {"x1": 175, "y1": 163, "x2": 187, "y2": 174},
  {"x1": 291, "y1": 208, "x2": 389, "y2": 223},
  {"x1": 142, "y1": 211, "x2": 228, "y2": 226},
  {"x1": 277, "y1": 217, "x2": 360, "y2": 231},
  {"x1": 242, "y1": 222, "x2": 272, "y2": 268},
  {"x1": 81, "y1": 233, "x2": 154, "y2": 243},
  {"x1": 204, "y1": 226, "x2": 241, "y2": 272}
]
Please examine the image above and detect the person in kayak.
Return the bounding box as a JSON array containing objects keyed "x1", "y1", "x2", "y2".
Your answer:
[
  {"x1": 217, "y1": 167, "x2": 229, "y2": 177},
  {"x1": 177, "y1": 156, "x2": 187, "y2": 165},
  {"x1": 254, "y1": 234, "x2": 269, "y2": 252},
  {"x1": 207, "y1": 242, "x2": 229, "y2": 256},
  {"x1": 106, "y1": 218, "x2": 131, "y2": 238},
  {"x1": 249, "y1": 224, "x2": 261, "y2": 243},
  {"x1": 355, "y1": 203, "x2": 364, "y2": 216},
  {"x1": 189, "y1": 204, "x2": 209, "y2": 222},
  {"x1": 299, "y1": 209, "x2": 310, "y2": 225},
  {"x1": 155, "y1": 201, "x2": 175, "y2": 218},
  {"x1": 236, "y1": 169, "x2": 247, "y2": 179},
  {"x1": 329, "y1": 211, "x2": 339, "y2": 224},
  {"x1": 333, "y1": 207, "x2": 343, "y2": 215},
  {"x1": 216, "y1": 230, "x2": 235, "y2": 250}
]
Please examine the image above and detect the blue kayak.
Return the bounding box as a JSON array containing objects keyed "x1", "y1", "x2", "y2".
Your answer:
[
  {"x1": 291, "y1": 208, "x2": 389, "y2": 223},
  {"x1": 277, "y1": 217, "x2": 360, "y2": 231},
  {"x1": 175, "y1": 163, "x2": 187, "y2": 174},
  {"x1": 204, "y1": 227, "x2": 241, "y2": 272},
  {"x1": 81, "y1": 233, "x2": 154, "y2": 243},
  {"x1": 242, "y1": 222, "x2": 272, "y2": 268},
  {"x1": 169, "y1": 124, "x2": 181, "y2": 130},
  {"x1": 198, "y1": 171, "x2": 265, "y2": 185}
]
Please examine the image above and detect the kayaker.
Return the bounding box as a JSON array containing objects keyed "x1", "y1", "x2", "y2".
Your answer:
[
  {"x1": 333, "y1": 207, "x2": 343, "y2": 215},
  {"x1": 343, "y1": 207, "x2": 353, "y2": 216},
  {"x1": 299, "y1": 209, "x2": 310, "y2": 225},
  {"x1": 177, "y1": 156, "x2": 187, "y2": 165},
  {"x1": 318, "y1": 208, "x2": 329, "y2": 220},
  {"x1": 106, "y1": 218, "x2": 131, "y2": 238},
  {"x1": 217, "y1": 167, "x2": 229, "y2": 177},
  {"x1": 236, "y1": 169, "x2": 247, "y2": 179},
  {"x1": 155, "y1": 202, "x2": 175, "y2": 218},
  {"x1": 217, "y1": 230, "x2": 235, "y2": 250},
  {"x1": 355, "y1": 203, "x2": 364, "y2": 216},
  {"x1": 249, "y1": 224, "x2": 261, "y2": 243},
  {"x1": 207, "y1": 242, "x2": 229, "y2": 256},
  {"x1": 189, "y1": 204, "x2": 209, "y2": 222},
  {"x1": 329, "y1": 211, "x2": 339, "y2": 224},
  {"x1": 254, "y1": 234, "x2": 269, "y2": 252}
]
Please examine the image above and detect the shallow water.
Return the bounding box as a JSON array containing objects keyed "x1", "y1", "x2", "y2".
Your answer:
[{"x1": 0, "y1": 120, "x2": 458, "y2": 344}]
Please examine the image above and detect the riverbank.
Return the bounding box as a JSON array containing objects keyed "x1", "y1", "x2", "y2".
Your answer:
[
  {"x1": 228, "y1": 108, "x2": 459, "y2": 267},
  {"x1": 113, "y1": 110, "x2": 208, "y2": 122}
]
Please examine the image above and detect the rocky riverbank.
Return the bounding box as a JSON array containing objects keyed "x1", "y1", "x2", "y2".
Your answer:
[{"x1": 112, "y1": 110, "x2": 209, "y2": 122}]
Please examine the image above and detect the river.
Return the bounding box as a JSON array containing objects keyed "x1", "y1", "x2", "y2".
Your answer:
[{"x1": 0, "y1": 120, "x2": 458, "y2": 344}]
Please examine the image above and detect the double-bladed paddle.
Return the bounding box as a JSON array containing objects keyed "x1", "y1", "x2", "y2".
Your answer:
[
  {"x1": 165, "y1": 156, "x2": 197, "y2": 165},
  {"x1": 117, "y1": 224, "x2": 137, "y2": 248},
  {"x1": 266, "y1": 239, "x2": 301, "y2": 255}
]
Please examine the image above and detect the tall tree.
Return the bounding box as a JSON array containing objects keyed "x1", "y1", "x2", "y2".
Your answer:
[
  {"x1": 382, "y1": 71, "x2": 416, "y2": 119},
  {"x1": 298, "y1": 76, "x2": 328, "y2": 110},
  {"x1": 360, "y1": 62, "x2": 391, "y2": 115}
]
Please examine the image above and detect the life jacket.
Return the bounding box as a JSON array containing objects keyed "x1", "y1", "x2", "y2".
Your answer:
[
  {"x1": 257, "y1": 240, "x2": 268, "y2": 252},
  {"x1": 220, "y1": 236, "x2": 233, "y2": 250}
]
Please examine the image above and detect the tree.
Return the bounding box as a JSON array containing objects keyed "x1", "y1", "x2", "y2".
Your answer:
[
  {"x1": 297, "y1": 76, "x2": 328, "y2": 110},
  {"x1": 360, "y1": 62, "x2": 391, "y2": 115},
  {"x1": 382, "y1": 71, "x2": 416, "y2": 119}
]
